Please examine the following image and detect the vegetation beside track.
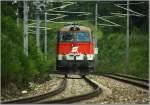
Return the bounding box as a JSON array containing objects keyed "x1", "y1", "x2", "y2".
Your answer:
[{"x1": 1, "y1": 2, "x2": 51, "y2": 88}]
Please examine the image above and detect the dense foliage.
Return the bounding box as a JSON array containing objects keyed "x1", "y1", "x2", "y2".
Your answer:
[
  {"x1": 1, "y1": 1, "x2": 149, "y2": 88},
  {"x1": 97, "y1": 28, "x2": 148, "y2": 79},
  {"x1": 1, "y1": 2, "x2": 51, "y2": 87}
]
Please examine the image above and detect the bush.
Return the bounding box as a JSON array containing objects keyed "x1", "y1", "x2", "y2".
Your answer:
[
  {"x1": 1, "y1": 15, "x2": 50, "y2": 87},
  {"x1": 96, "y1": 27, "x2": 148, "y2": 79}
]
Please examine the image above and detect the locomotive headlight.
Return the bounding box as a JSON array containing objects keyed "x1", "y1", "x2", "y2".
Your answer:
[{"x1": 84, "y1": 54, "x2": 87, "y2": 60}]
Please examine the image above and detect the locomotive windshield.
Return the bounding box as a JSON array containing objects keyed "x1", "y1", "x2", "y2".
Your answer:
[
  {"x1": 59, "y1": 31, "x2": 91, "y2": 42},
  {"x1": 60, "y1": 32, "x2": 74, "y2": 42},
  {"x1": 76, "y1": 32, "x2": 90, "y2": 42}
]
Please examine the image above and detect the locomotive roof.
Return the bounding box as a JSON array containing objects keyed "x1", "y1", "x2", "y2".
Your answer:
[{"x1": 59, "y1": 25, "x2": 91, "y2": 32}]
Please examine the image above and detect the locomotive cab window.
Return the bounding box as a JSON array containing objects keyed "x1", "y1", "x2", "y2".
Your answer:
[
  {"x1": 76, "y1": 32, "x2": 91, "y2": 42},
  {"x1": 60, "y1": 32, "x2": 74, "y2": 42}
]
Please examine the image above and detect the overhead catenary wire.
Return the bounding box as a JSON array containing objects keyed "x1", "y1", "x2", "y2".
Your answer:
[
  {"x1": 111, "y1": 12, "x2": 143, "y2": 17},
  {"x1": 28, "y1": 25, "x2": 52, "y2": 30},
  {"x1": 116, "y1": 2, "x2": 144, "y2": 5},
  {"x1": 47, "y1": 20, "x2": 92, "y2": 24},
  {"x1": 47, "y1": 10, "x2": 91, "y2": 14},
  {"x1": 114, "y1": 3, "x2": 144, "y2": 17},
  {"x1": 98, "y1": 16, "x2": 121, "y2": 27},
  {"x1": 47, "y1": 2, "x2": 74, "y2": 11},
  {"x1": 28, "y1": 32, "x2": 36, "y2": 34},
  {"x1": 49, "y1": 20, "x2": 75, "y2": 24},
  {"x1": 28, "y1": 29, "x2": 36, "y2": 33},
  {"x1": 98, "y1": 24, "x2": 121, "y2": 27},
  {"x1": 28, "y1": 23, "x2": 36, "y2": 26},
  {"x1": 77, "y1": 13, "x2": 91, "y2": 16},
  {"x1": 48, "y1": 15, "x2": 67, "y2": 21},
  {"x1": 47, "y1": 13, "x2": 62, "y2": 16},
  {"x1": 101, "y1": 15, "x2": 125, "y2": 18},
  {"x1": 95, "y1": 1, "x2": 145, "y2": 28},
  {"x1": 29, "y1": 14, "x2": 67, "y2": 23}
]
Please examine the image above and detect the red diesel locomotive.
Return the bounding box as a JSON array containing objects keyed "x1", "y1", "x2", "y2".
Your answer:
[{"x1": 56, "y1": 24, "x2": 98, "y2": 75}]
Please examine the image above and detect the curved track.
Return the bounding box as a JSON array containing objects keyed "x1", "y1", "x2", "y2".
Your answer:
[
  {"x1": 1, "y1": 78, "x2": 67, "y2": 104},
  {"x1": 2, "y1": 75, "x2": 102, "y2": 104},
  {"x1": 38, "y1": 76, "x2": 101, "y2": 104}
]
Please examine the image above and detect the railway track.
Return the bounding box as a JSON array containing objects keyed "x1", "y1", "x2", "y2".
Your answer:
[
  {"x1": 3, "y1": 73, "x2": 146, "y2": 104},
  {"x1": 2, "y1": 75, "x2": 102, "y2": 104},
  {"x1": 38, "y1": 76, "x2": 101, "y2": 104},
  {"x1": 103, "y1": 73, "x2": 149, "y2": 89},
  {"x1": 1, "y1": 78, "x2": 67, "y2": 104}
]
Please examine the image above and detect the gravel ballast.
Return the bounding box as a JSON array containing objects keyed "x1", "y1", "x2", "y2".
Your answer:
[
  {"x1": 42, "y1": 76, "x2": 93, "y2": 101},
  {"x1": 77, "y1": 75, "x2": 149, "y2": 104}
]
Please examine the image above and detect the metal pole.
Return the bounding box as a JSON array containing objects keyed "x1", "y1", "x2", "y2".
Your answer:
[
  {"x1": 36, "y1": 3, "x2": 40, "y2": 52},
  {"x1": 95, "y1": 2, "x2": 98, "y2": 31},
  {"x1": 23, "y1": 1, "x2": 28, "y2": 56},
  {"x1": 126, "y1": 0, "x2": 129, "y2": 72},
  {"x1": 44, "y1": 12, "x2": 47, "y2": 55},
  {"x1": 149, "y1": 0, "x2": 150, "y2": 90},
  {"x1": 16, "y1": 8, "x2": 19, "y2": 27}
]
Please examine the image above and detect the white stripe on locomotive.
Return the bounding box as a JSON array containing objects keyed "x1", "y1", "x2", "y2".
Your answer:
[{"x1": 58, "y1": 54, "x2": 94, "y2": 60}]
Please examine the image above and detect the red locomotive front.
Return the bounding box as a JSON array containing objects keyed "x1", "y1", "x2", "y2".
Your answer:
[{"x1": 56, "y1": 24, "x2": 98, "y2": 75}]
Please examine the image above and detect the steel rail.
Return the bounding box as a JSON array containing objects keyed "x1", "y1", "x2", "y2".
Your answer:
[
  {"x1": 38, "y1": 76, "x2": 101, "y2": 104},
  {"x1": 107, "y1": 73, "x2": 149, "y2": 83},
  {"x1": 1, "y1": 78, "x2": 67, "y2": 104},
  {"x1": 103, "y1": 73, "x2": 149, "y2": 89}
]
